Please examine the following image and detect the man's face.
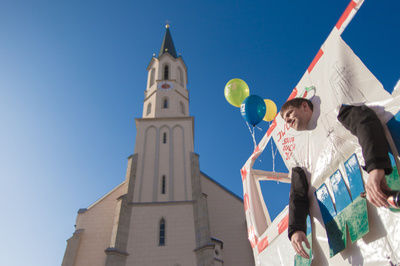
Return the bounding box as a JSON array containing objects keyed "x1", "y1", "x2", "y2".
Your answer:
[{"x1": 281, "y1": 102, "x2": 312, "y2": 131}]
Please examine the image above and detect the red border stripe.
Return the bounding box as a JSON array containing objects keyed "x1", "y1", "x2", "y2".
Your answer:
[
  {"x1": 267, "y1": 119, "x2": 277, "y2": 137},
  {"x1": 336, "y1": 1, "x2": 357, "y2": 30},
  {"x1": 307, "y1": 49, "x2": 324, "y2": 73},
  {"x1": 244, "y1": 193, "x2": 250, "y2": 211},
  {"x1": 287, "y1": 87, "x2": 298, "y2": 101},
  {"x1": 241, "y1": 168, "x2": 247, "y2": 181},
  {"x1": 253, "y1": 145, "x2": 260, "y2": 154},
  {"x1": 248, "y1": 227, "x2": 258, "y2": 248},
  {"x1": 257, "y1": 236, "x2": 269, "y2": 253},
  {"x1": 278, "y1": 214, "x2": 289, "y2": 234}
]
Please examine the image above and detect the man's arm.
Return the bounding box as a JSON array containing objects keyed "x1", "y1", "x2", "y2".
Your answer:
[
  {"x1": 289, "y1": 167, "x2": 310, "y2": 258},
  {"x1": 337, "y1": 105, "x2": 393, "y2": 207}
]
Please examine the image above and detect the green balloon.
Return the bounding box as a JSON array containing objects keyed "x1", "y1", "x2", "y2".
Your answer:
[{"x1": 224, "y1": 78, "x2": 250, "y2": 107}]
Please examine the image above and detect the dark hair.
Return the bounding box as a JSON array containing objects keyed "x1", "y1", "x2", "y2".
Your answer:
[{"x1": 280, "y1": 98, "x2": 313, "y2": 118}]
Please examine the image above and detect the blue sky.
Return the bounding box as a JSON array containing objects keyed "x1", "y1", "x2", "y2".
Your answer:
[{"x1": 0, "y1": 1, "x2": 399, "y2": 265}]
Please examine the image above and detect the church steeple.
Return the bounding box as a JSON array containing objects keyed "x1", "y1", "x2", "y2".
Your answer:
[
  {"x1": 144, "y1": 26, "x2": 188, "y2": 119},
  {"x1": 159, "y1": 24, "x2": 178, "y2": 58}
]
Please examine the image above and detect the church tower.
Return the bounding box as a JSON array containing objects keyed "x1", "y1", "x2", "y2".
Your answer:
[
  {"x1": 135, "y1": 24, "x2": 193, "y2": 204},
  {"x1": 62, "y1": 25, "x2": 253, "y2": 266}
]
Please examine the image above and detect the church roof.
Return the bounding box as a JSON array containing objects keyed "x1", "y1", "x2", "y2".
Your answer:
[
  {"x1": 200, "y1": 171, "x2": 243, "y2": 202},
  {"x1": 159, "y1": 24, "x2": 178, "y2": 58}
]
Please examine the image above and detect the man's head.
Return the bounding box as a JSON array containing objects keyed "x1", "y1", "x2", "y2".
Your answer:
[{"x1": 280, "y1": 98, "x2": 313, "y2": 131}]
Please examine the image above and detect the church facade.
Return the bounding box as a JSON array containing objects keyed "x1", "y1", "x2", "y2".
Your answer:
[{"x1": 62, "y1": 26, "x2": 254, "y2": 266}]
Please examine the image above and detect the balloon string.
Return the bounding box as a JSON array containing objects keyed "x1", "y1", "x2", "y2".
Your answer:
[
  {"x1": 255, "y1": 125, "x2": 263, "y2": 131},
  {"x1": 245, "y1": 121, "x2": 257, "y2": 149},
  {"x1": 269, "y1": 121, "x2": 278, "y2": 173},
  {"x1": 271, "y1": 140, "x2": 276, "y2": 173}
]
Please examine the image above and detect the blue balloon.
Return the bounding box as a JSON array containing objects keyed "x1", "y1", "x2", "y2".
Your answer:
[{"x1": 240, "y1": 95, "x2": 266, "y2": 126}]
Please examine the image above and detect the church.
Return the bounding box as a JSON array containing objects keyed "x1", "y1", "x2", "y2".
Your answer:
[{"x1": 62, "y1": 25, "x2": 254, "y2": 266}]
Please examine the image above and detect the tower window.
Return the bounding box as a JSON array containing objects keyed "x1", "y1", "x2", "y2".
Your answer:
[
  {"x1": 161, "y1": 175, "x2": 166, "y2": 194},
  {"x1": 159, "y1": 218, "x2": 166, "y2": 246},
  {"x1": 162, "y1": 98, "x2": 168, "y2": 109},
  {"x1": 146, "y1": 103, "x2": 152, "y2": 115},
  {"x1": 180, "y1": 101, "x2": 185, "y2": 115},
  {"x1": 149, "y1": 68, "x2": 155, "y2": 87},
  {"x1": 162, "y1": 132, "x2": 167, "y2": 144},
  {"x1": 178, "y1": 67, "x2": 183, "y2": 86},
  {"x1": 163, "y1": 65, "x2": 169, "y2": 80}
]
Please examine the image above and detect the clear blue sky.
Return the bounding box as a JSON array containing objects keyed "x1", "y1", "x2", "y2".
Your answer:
[{"x1": 0, "y1": 1, "x2": 399, "y2": 265}]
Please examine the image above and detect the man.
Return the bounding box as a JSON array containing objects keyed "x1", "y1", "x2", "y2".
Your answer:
[{"x1": 280, "y1": 97, "x2": 393, "y2": 259}]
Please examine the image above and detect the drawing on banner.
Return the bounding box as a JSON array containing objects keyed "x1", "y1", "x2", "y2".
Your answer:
[{"x1": 329, "y1": 62, "x2": 368, "y2": 105}]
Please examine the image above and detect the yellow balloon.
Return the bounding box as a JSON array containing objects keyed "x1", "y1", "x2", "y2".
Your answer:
[{"x1": 263, "y1": 99, "x2": 277, "y2": 122}]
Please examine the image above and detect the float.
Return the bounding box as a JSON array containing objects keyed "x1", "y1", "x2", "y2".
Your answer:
[{"x1": 238, "y1": 1, "x2": 400, "y2": 265}]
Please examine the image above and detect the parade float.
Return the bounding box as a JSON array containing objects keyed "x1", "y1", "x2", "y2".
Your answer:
[{"x1": 227, "y1": 1, "x2": 400, "y2": 265}]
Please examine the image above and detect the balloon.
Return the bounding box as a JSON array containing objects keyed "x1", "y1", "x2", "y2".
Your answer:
[
  {"x1": 240, "y1": 95, "x2": 266, "y2": 126},
  {"x1": 224, "y1": 78, "x2": 250, "y2": 107},
  {"x1": 263, "y1": 99, "x2": 277, "y2": 122}
]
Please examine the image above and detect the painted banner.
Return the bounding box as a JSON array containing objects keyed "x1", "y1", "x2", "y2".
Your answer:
[{"x1": 241, "y1": 0, "x2": 400, "y2": 265}]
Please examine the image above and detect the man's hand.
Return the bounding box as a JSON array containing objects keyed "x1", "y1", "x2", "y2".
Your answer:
[
  {"x1": 291, "y1": 231, "x2": 310, "y2": 259},
  {"x1": 366, "y1": 169, "x2": 390, "y2": 208}
]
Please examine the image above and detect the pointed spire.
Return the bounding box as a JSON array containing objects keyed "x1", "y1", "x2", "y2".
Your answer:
[{"x1": 159, "y1": 24, "x2": 178, "y2": 58}]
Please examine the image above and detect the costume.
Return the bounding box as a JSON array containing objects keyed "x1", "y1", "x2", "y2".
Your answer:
[{"x1": 288, "y1": 105, "x2": 393, "y2": 240}]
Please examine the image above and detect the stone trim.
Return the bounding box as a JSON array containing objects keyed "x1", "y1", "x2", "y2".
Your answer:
[
  {"x1": 105, "y1": 154, "x2": 138, "y2": 266},
  {"x1": 104, "y1": 248, "x2": 129, "y2": 256},
  {"x1": 191, "y1": 152, "x2": 215, "y2": 266},
  {"x1": 138, "y1": 126, "x2": 157, "y2": 201},
  {"x1": 128, "y1": 200, "x2": 193, "y2": 206},
  {"x1": 214, "y1": 258, "x2": 224, "y2": 263},
  {"x1": 152, "y1": 125, "x2": 163, "y2": 201},
  {"x1": 61, "y1": 229, "x2": 84, "y2": 266},
  {"x1": 173, "y1": 89, "x2": 189, "y2": 101},
  {"x1": 135, "y1": 116, "x2": 194, "y2": 122},
  {"x1": 193, "y1": 243, "x2": 214, "y2": 252},
  {"x1": 143, "y1": 87, "x2": 189, "y2": 102},
  {"x1": 168, "y1": 125, "x2": 174, "y2": 201},
  {"x1": 86, "y1": 181, "x2": 127, "y2": 210},
  {"x1": 172, "y1": 124, "x2": 187, "y2": 200},
  {"x1": 211, "y1": 237, "x2": 224, "y2": 249},
  {"x1": 117, "y1": 194, "x2": 127, "y2": 201},
  {"x1": 77, "y1": 208, "x2": 87, "y2": 214},
  {"x1": 143, "y1": 89, "x2": 157, "y2": 101}
]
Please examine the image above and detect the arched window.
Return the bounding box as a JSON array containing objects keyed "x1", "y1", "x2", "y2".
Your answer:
[
  {"x1": 146, "y1": 103, "x2": 151, "y2": 115},
  {"x1": 180, "y1": 101, "x2": 185, "y2": 115},
  {"x1": 163, "y1": 65, "x2": 169, "y2": 80},
  {"x1": 178, "y1": 67, "x2": 183, "y2": 86},
  {"x1": 162, "y1": 98, "x2": 168, "y2": 109},
  {"x1": 161, "y1": 175, "x2": 166, "y2": 194},
  {"x1": 159, "y1": 218, "x2": 166, "y2": 246},
  {"x1": 162, "y1": 132, "x2": 167, "y2": 144},
  {"x1": 149, "y1": 68, "x2": 155, "y2": 87}
]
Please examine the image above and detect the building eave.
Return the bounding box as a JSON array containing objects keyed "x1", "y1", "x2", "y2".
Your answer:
[
  {"x1": 200, "y1": 171, "x2": 243, "y2": 202},
  {"x1": 82, "y1": 181, "x2": 127, "y2": 212}
]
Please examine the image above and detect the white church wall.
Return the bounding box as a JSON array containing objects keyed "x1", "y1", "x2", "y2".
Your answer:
[
  {"x1": 147, "y1": 67, "x2": 155, "y2": 90},
  {"x1": 158, "y1": 125, "x2": 170, "y2": 202},
  {"x1": 175, "y1": 58, "x2": 188, "y2": 86},
  {"x1": 173, "y1": 125, "x2": 188, "y2": 201},
  {"x1": 125, "y1": 203, "x2": 197, "y2": 266},
  {"x1": 73, "y1": 182, "x2": 127, "y2": 266},
  {"x1": 200, "y1": 173, "x2": 255, "y2": 266},
  {"x1": 158, "y1": 54, "x2": 174, "y2": 80},
  {"x1": 134, "y1": 118, "x2": 194, "y2": 203},
  {"x1": 142, "y1": 93, "x2": 157, "y2": 118},
  {"x1": 146, "y1": 58, "x2": 159, "y2": 92},
  {"x1": 136, "y1": 126, "x2": 157, "y2": 202}
]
